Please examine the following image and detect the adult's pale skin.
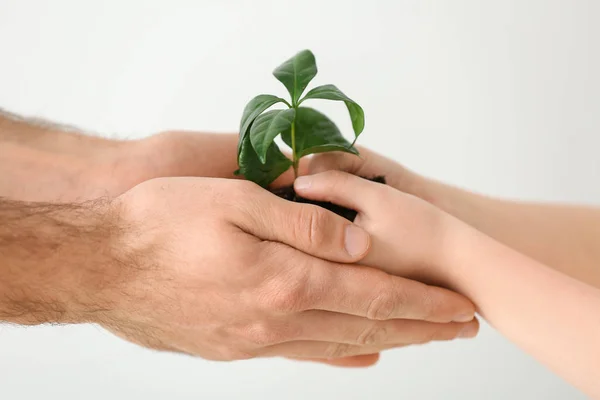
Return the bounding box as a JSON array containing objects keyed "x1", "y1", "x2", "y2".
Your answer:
[{"x1": 0, "y1": 111, "x2": 478, "y2": 367}]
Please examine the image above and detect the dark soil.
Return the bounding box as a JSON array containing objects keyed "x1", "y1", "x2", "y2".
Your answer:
[{"x1": 270, "y1": 176, "x2": 386, "y2": 222}]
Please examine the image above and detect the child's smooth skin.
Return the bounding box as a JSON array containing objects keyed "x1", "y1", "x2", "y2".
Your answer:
[
  {"x1": 294, "y1": 170, "x2": 600, "y2": 399},
  {"x1": 304, "y1": 147, "x2": 600, "y2": 289}
]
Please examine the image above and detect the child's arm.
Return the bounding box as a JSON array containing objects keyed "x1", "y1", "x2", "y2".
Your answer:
[
  {"x1": 449, "y1": 225, "x2": 600, "y2": 398},
  {"x1": 294, "y1": 171, "x2": 600, "y2": 398},
  {"x1": 307, "y1": 148, "x2": 600, "y2": 289}
]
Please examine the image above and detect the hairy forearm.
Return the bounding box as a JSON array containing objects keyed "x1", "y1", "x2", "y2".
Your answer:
[
  {"x1": 0, "y1": 111, "x2": 137, "y2": 201},
  {"x1": 0, "y1": 109, "x2": 119, "y2": 152},
  {"x1": 0, "y1": 198, "x2": 120, "y2": 325},
  {"x1": 419, "y1": 177, "x2": 600, "y2": 288},
  {"x1": 446, "y1": 225, "x2": 600, "y2": 397},
  {"x1": 0, "y1": 109, "x2": 242, "y2": 202}
]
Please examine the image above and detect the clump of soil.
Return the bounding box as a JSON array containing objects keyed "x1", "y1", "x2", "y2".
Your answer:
[{"x1": 270, "y1": 176, "x2": 386, "y2": 222}]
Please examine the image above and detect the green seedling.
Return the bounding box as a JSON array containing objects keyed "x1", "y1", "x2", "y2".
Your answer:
[{"x1": 235, "y1": 49, "x2": 365, "y2": 187}]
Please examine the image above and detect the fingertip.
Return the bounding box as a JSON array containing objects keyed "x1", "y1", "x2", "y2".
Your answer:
[
  {"x1": 447, "y1": 290, "x2": 477, "y2": 323},
  {"x1": 316, "y1": 353, "x2": 381, "y2": 368},
  {"x1": 424, "y1": 284, "x2": 477, "y2": 324},
  {"x1": 457, "y1": 318, "x2": 480, "y2": 339},
  {"x1": 294, "y1": 175, "x2": 313, "y2": 191},
  {"x1": 344, "y1": 225, "x2": 371, "y2": 261},
  {"x1": 452, "y1": 296, "x2": 476, "y2": 322},
  {"x1": 453, "y1": 311, "x2": 476, "y2": 323},
  {"x1": 336, "y1": 353, "x2": 381, "y2": 367}
]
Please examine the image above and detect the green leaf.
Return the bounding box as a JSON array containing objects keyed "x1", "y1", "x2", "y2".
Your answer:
[
  {"x1": 273, "y1": 50, "x2": 318, "y2": 106},
  {"x1": 249, "y1": 109, "x2": 296, "y2": 164},
  {"x1": 238, "y1": 94, "x2": 287, "y2": 157},
  {"x1": 300, "y1": 84, "x2": 365, "y2": 139},
  {"x1": 237, "y1": 134, "x2": 292, "y2": 188},
  {"x1": 282, "y1": 107, "x2": 359, "y2": 159}
]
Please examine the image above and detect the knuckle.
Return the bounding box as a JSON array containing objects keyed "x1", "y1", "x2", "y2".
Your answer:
[
  {"x1": 356, "y1": 322, "x2": 388, "y2": 346},
  {"x1": 366, "y1": 292, "x2": 396, "y2": 320},
  {"x1": 242, "y1": 322, "x2": 283, "y2": 347},
  {"x1": 325, "y1": 342, "x2": 354, "y2": 359},
  {"x1": 270, "y1": 287, "x2": 305, "y2": 313},
  {"x1": 256, "y1": 245, "x2": 314, "y2": 314},
  {"x1": 295, "y1": 205, "x2": 331, "y2": 248},
  {"x1": 260, "y1": 274, "x2": 310, "y2": 314},
  {"x1": 366, "y1": 277, "x2": 401, "y2": 320}
]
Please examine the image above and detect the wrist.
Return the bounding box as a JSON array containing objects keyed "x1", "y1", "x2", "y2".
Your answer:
[
  {"x1": 90, "y1": 131, "x2": 241, "y2": 196},
  {"x1": 139, "y1": 131, "x2": 240, "y2": 179},
  {"x1": 85, "y1": 138, "x2": 151, "y2": 196},
  {"x1": 404, "y1": 173, "x2": 448, "y2": 209},
  {"x1": 434, "y1": 213, "x2": 487, "y2": 295},
  {"x1": 406, "y1": 173, "x2": 481, "y2": 229},
  {"x1": 99, "y1": 131, "x2": 200, "y2": 193}
]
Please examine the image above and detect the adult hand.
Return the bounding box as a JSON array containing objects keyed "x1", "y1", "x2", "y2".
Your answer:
[
  {"x1": 97, "y1": 177, "x2": 476, "y2": 363},
  {"x1": 1, "y1": 113, "x2": 477, "y2": 367}
]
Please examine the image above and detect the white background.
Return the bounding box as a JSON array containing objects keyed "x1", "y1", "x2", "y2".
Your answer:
[{"x1": 0, "y1": 0, "x2": 598, "y2": 399}]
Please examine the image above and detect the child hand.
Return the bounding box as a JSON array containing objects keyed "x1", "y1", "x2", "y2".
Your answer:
[
  {"x1": 294, "y1": 171, "x2": 461, "y2": 289},
  {"x1": 306, "y1": 147, "x2": 428, "y2": 202},
  {"x1": 293, "y1": 171, "x2": 480, "y2": 342}
]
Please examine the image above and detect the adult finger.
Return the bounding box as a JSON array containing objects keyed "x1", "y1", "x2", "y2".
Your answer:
[
  {"x1": 234, "y1": 187, "x2": 371, "y2": 263},
  {"x1": 290, "y1": 310, "x2": 479, "y2": 345},
  {"x1": 263, "y1": 316, "x2": 476, "y2": 359},
  {"x1": 272, "y1": 316, "x2": 477, "y2": 359},
  {"x1": 261, "y1": 341, "x2": 396, "y2": 359},
  {"x1": 303, "y1": 262, "x2": 475, "y2": 323},
  {"x1": 288, "y1": 353, "x2": 380, "y2": 368}
]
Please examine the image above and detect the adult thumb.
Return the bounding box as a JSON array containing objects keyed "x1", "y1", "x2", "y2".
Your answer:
[{"x1": 236, "y1": 193, "x2": 371, "y2": 264}]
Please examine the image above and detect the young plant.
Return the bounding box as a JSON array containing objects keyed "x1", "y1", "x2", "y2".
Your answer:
[{"x1": 235, "y1": 49, "x2": 365, "y2": 187}]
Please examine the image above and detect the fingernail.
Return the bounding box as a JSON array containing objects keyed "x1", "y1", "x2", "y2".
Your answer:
[
  {"x1": 453, "y1": 313, "x2": 474, "y2": 323},
  {"x1": 294, "y1": 176, "x2": 312, "y2": 190},
  {"x1": 344, "y1": 225, "x2": 370, "y2": 257},
  {"x1": 457, "y1": 324, "x2": 477, "y2": 339}
]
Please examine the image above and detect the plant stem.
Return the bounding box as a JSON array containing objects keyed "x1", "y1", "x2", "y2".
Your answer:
[{"x1": 291, "y1": 119, "x2": 298, "y2": 178}]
